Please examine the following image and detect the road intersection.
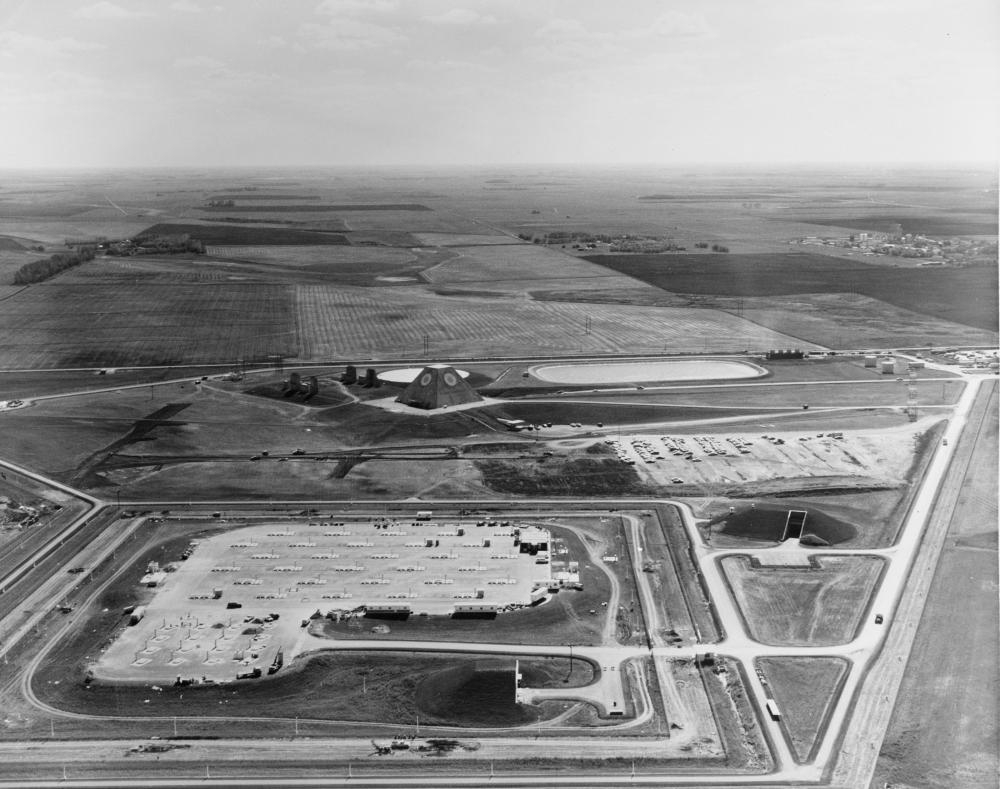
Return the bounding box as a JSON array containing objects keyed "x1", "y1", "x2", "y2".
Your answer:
[{"x1": 0, "y1": 355, "x2": 992, "y2": 786}]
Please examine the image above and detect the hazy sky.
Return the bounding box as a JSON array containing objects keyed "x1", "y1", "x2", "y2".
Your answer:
[{"x1": 1, "y1": 0, "x2": 997, "y2": 168}]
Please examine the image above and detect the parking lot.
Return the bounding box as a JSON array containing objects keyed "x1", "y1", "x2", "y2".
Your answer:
[{"x1": 601, "y1": 426, "x2": 923, "y2": 487}]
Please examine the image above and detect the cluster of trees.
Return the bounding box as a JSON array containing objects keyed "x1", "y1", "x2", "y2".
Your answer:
[
  {"x1": 766, "y1": 349, "x2": 806, "y2": 360},
  {"x1": 107, "y1": 235, "x2": 205, "y2": 256},
  {"x1": 13, "y1": 246, "x2": 96, "y2": 284}
]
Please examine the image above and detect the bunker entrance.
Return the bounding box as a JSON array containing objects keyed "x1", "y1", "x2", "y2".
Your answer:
[{"x1": 781, "y1": 510, "x2": 808, "y2": 541}]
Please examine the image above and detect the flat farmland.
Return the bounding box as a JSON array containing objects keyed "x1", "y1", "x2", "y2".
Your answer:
[
  {"x1": 199, "y1": 203, "x2": 431, "y2": 212},
  {"x1": 0, "y1": 282, "x2": 297, "y2": 368},
  {"x1": 332, "y1": 209, "x2": 484, "y2": 234},
  {"x1": 789, "y1": 213, "x2": 997, "y2": 236},
  {"x1": 205, "y1": 245, "x2": 431, "y2": 285},
  {"x1": 735, "y1": 293, "x2": 998, "y2": 348},
  {"x1": 585, "y1": 253, "x2": 998, "y2": 332},
  {"x1": 422, "y1": 243, "x2": 653, "y2": 295},
  {"x1": 413, "y1": 232, "x2": 523, "y2": 246},
  {"x1": 139, "y1": 223, "x2": 349, "y2": 246},
  {"x1": 0, "y1": 201, "x2": 97, "y2": 218},
  {"x1": 205, "y1": 245, "x2": 416, "y2": 268},
  {"x1": 295, "y1": 285, "x2": 821, "y2": 360},
  {"x1": 0, "y1": 219, "x2": 152, "y2": 245},
  {"x1": 55, "y1": 255, "x2": 244, "y2": 283},
  {"x1": 720, "y1": 555, "x2": 885, "y2": 646},
  {"x1": 208, "y1": 194, "x2": 321, "y2": 201}
]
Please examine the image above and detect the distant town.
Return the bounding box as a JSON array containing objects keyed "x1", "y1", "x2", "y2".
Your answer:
[{"x1": 792, "y1": 225, "x2": 996, "y2": 266}]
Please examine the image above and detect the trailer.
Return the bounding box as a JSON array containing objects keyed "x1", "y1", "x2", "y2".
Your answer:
[{"x1": 765, "y1": 699, "x2": 781, "y2": 721}]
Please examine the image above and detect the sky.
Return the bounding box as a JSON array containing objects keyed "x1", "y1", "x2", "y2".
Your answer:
[{"x1": 0, "y1": 0, "x2": 997, "y2": 168}]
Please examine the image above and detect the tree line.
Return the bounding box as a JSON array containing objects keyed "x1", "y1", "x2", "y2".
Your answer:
[{"x1": 13, "y1": 246, "x2": 96, "y2": 285}]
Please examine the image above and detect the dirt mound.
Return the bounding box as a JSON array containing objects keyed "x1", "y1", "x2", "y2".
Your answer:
[
  {"x1": 415, "y1": 661, "x2": 536, "y2": 727},
  {"x1": 709, "y1": 502, "x2": 856, "y2": 544}
]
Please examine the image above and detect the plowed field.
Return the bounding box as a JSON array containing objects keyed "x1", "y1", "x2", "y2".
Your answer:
[
  {"x1": 294, "y1": 285, "x2": 820, "y2": 360},
  {"x1": 0, "y1": 282, "x2": 297, "y2": 367}
]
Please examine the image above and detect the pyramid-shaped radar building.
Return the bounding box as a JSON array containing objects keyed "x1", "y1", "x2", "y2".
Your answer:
[{"x1": 395, "y1": 365, "x2": 482, "y2": 410}]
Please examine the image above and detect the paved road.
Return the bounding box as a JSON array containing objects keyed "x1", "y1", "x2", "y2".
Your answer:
[{"x1": 0, "y1": 350, "x2": 993, "y2": 786}]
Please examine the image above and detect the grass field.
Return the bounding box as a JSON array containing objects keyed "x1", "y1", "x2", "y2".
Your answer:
[
  {"x1": 756, "y1": 657, "x2": 848, "y2": 762},
  {"x1": 0, "y1": 219, "x2": 153, "y2": 245},
  {"x1": 204, "y1": 245, "x2": 433, "y2": 285},
  {"x1": 0, "y1": 282, "x2": 297, "y2": 367},
  {"x1": 720, "y1": 555, "x2": 885, "y2": 646},
  {"x1": 585, "y1": 253, "x2": 998, "y2": 331},
  {"x1": 294, "y1": 284, "x2": 820, "y2": 360},
  {"x1": 413, "y1": 232, "x2": 523, "y2": 246},
  {"x1": 209, "y1": 194, "x2": 321, "y2": 201},
  {"x1": 200, "y1": 203, "x2": 431, "y2": 212},
  {"x1": 36, "y1": 644, "x2": 589, "y2": 729},
  {"x1": 733, "y1": 292, "x2": 998, "y2": 348},
  {"x1": 139, "y1": 223, "x2": 350, "y2": 246},
  {"x1": 792, "y1": 214, "x2": 996, "y2": 236},
  {"x1": 422, "y1": 243, "x2": 650, "y2": 296}
]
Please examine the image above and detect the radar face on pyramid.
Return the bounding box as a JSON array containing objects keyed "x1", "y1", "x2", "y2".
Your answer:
[{"x1": 395, "y1": 365, "x2": 482, "y2": 410}]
